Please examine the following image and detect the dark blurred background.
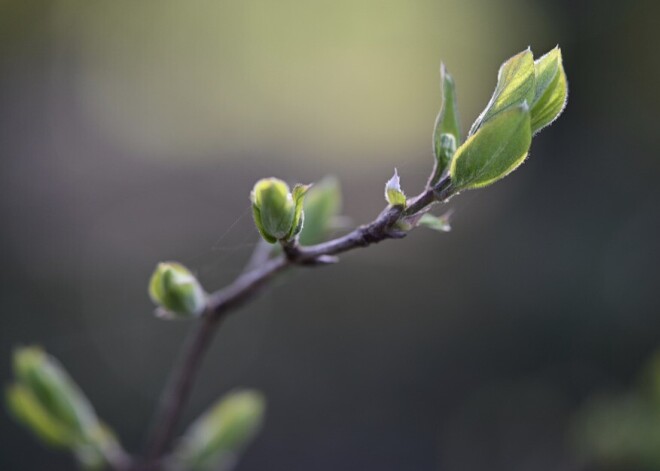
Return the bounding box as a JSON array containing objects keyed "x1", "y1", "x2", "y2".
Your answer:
[{"x1": 1, "y1": 0, "x2": 659, "y2": 470}]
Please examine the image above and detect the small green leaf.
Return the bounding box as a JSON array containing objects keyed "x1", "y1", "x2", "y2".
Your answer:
[
  {"x1": 433, "y1": 64, "x2": 461, "y2": 150},
  {"x1": 418, "y1": 213, "x2": 452, "y2": 232},
  {"x1": 469, "y1": 48, "x2": 535, "y2": 136},
  {"x1": 299, "y1": 176, "x2": 342, "y2": 245},
  {"x1": 149, "y1": 262, "x2": 207, "y2": 318},
  {"x1": 13, "y1": 347, "x2": 98, "y2": 438},
  {"x1": 530, "y1": 46, "x2": 568, "y2": 134},
  {"x1": 450, "y1": 102, "x2": 532, "y2": 190},
  {"x1": 174, "y1": 390, "x2": 265, "y2": 471},
  {"x1": 384, "y1": 169, "x2": 406, "y2": 207},
  {"x1": 288, "y1": 183, "x2": 311, "y2": 240},
  {"x1": 431, "y1": 133, "x2": 457, "y2": 184}
]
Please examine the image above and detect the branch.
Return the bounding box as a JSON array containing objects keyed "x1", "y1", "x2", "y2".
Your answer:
[{"x1": 143, "y1": 178, "x2": 451, "y2": 468}]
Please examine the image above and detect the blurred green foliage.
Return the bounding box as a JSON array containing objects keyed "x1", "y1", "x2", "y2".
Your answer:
[
  {"x1": 573, "y1": 352, "x2": 660, "y2": 470},
  {"x1": 5, "y1": 347, "x2": 123, "y2": 470},
  {"x1": 171, "y1": 390, "x2": 265, "y2": 471}
]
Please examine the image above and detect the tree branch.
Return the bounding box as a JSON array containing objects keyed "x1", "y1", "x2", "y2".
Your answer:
[{"x1": 142, "y1": 177, "x2": 452, "y2": 469}]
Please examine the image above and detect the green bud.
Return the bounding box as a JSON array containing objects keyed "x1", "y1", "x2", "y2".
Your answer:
[
  {"x1": 6, "y1": 347, "x2": 122, "y2": 469},
  {"x1": 250, "y1": 178, "x2": 309, "y2": 243},
  {"x1": 173, "y1": 390, "x2": 265, "y2": 471},
  {"x1": 469, "y1": 48, "x2": 535, "y2": 136},
  {"x1": 299, "y1": 176, "x2": 342, "y2": 246},
  {"x1": 149, "y1": 262, "x2": 207, "y2": 319},
  {"x1": 384, "y1": 169, "x2": 406, "y2": 207},
  {"x1": 530, "y1": 46, "x2": 568, "y2": 134},
  {"x1": 450, "y1": 102, "x2": 532, "y2": 190}
]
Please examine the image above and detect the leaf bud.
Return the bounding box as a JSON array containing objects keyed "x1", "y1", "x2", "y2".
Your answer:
[
  {"x1": 384, "y1": 169, "x2": 407, "y2": 207},
  {"x1": 149, "y1": 262, "x2": 207, "y2": 319},
  {"x1": 251, "y1": 178, "x2": 310, "y2": 243}
]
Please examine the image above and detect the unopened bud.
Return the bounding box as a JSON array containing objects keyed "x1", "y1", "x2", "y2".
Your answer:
[
  {"x1": 250, "y1": 178, "x2": 310, "y2": 243},
  {"x1": 149, "y1": 262, "x2": 207, "y2": 319},
  {"x1": 384, "y1": 169, "x2": 407, "y2": 207}
]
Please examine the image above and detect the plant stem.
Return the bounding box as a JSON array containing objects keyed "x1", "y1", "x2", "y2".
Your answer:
[
  {"x1": 143, "y1": 182, "x2": 450, "y2": 468},
  {"x1": 143, "y1": 257, "x2": 290, "y2": 469}
]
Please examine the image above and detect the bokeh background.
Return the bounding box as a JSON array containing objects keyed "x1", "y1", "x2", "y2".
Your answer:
[{"x1": 1, "y1": 0, "x2": 659, "y2": 470}]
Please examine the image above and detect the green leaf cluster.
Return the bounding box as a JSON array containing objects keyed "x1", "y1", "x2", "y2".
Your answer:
[
  {"x1": 432, "y1": 47, "x2": 567, "y2": 191},
  {"x1": 5, "y1": 347, "x2": 122, "y2": 470}
]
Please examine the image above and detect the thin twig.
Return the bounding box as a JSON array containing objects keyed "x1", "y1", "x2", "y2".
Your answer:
[
  {"x1": 143, "y1": 257, "x2": 290, "y2": 469},
  {"x1": 142, "y1": 177, "x2": 452, "y2": 469}
]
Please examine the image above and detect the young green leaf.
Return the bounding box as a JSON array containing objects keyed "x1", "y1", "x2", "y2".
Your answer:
[
  {"x1": 5, "y1": 383, "x2": 76, "y2": 447},
  {"x1": 430, "y1": 133, "x2": 458, "y2": 184},
  {"x1": 418, "y1": 213, "x2": 452, "y2": 232},
  {"x1": 6, "y1": 347, "x2": 124, "y2": 470},
  {"x1": 384, "y1": 169, "x2": 406, "y2": 207},
  {"x1": 530, "y1": 46, "x2": 568, "y2": 134},
  {"x1": 149, "y1": 262, "x2": 207, "y2": 319},
  {"x1": 173, "y1": 390, "x2": 265, "y2": 471},
  {"x1": 450, "y1": 102, "x2": 532, "y2": 190},
  {"x1": 433, "y1": 64, "x2": 461, "y2": 169},
  {"x1": 299, "y1": 176, "x2": 342, "y2": 245},
  {"x1": 469, "y1": 48, "x2": 535, "y2": 136},
  {"x1": 287, "y1": 183, "x2": 311, "y2": 240},
  {"x1": 12, "y1": 347, "x2": 98, "y2": 438}
]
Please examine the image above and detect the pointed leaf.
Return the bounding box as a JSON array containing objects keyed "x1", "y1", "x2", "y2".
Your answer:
[
  {"x1": 174, "y1": 390, "x2": 265, "y2": 471},
  {"x1": 5, "y1": 383, "x2": 76, "y2": 447},
  {"x1": 530, "y1": 47, "x2": 568, "y2": 134},
  {"x1": 7, "y1": 347, "x2": 125, "y2": 469},
  {"x1": 430, "y1": 65, "x2": 461, "y2": 183},
  {"x1": 13, "y1": 347, "x2": 98, "y2": 438},
  {"x1": 433, "y1": 64, "x2": 461, "y2": 158},
  {"x1": 288, "y1": 183, "x2": 311, "y2": 239},
  {"x1": 450, "y1": 103, "x2": 532, "y2": 190},
  {"x1": 418, "y1": 213, "x2": 452, "y2": 232},
  {"x1": 469, "y1": 48, "x2": 535, "y2": 135}
]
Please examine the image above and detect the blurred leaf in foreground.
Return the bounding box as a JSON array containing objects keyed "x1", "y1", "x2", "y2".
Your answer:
[
  {"x1": 572, "y1": 351, "x2": 660, "y2": 470},
  {"x1": 171, "y1": 389, "x2": 265, "y2": 471},
  {"x1": 5, "y1": 347, "x2": 125, "y2": 470}
]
